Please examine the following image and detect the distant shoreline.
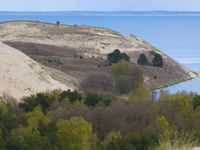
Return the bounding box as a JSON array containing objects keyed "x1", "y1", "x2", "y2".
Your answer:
[
  {"x1": 1, "y1": 11, "x2": 200, "y2": 16},
  {"x1": 154, "y1": 72, "x2": 200, "y2": 92}
]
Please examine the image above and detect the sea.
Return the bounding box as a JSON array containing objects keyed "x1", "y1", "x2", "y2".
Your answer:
[{"x1": 0, "y1": 14, "x2": 200, "y2": 96}]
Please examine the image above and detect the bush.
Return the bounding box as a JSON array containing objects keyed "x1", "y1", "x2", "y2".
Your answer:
[
  {"x1": 19, "y1": 90, "x2": 82, "y2": 112},
  {"x1": 107, "y1": 49, "x2": 129, "y2": 64},
  {"x1": 19, "y1": 93, "x2": 56, "y2": 112},
  {"x1": 137, "y1": 53, "x2": 148, "y2": 65},
  {"x1": 85, "y1": 93, "x2": 111, "y2": 106},
  {"x1": 110, "y1": 59, "x2": 144, "y2": 94},
  {"x1": 56, "y1": 21, "x2": 60, "y2": 25},
  {"x1": 152, "y1": 53, "x2": 163, "y2": 67},
  {"x1": 81, "y1": 72, "x2": 115, "y2": 93},
  {"x1": 60, "y1": 89, "x2": 82, "y2": 103},
  {"x1": 193, "y1": 95, "x2": 200, "y2": 110}
]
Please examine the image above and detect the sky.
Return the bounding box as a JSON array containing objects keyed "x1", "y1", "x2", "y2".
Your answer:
[{"x1": 0, "y1": 0, "x2": 200, "y2": 11}]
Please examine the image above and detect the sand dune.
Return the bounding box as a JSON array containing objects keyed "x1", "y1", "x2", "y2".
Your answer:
[
  {"x1": 0, "y1": 42, "x2": 73, "y2": 100},
  {"x1": 0, "y1": 21, "x2": 197, "y2": 91}
]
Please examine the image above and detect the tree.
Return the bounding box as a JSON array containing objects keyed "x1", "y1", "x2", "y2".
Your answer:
[
  {"x1": 56, "y1": 117, "x2": 95, "y2": 150},
  {"x1": 85, "y1": 93, "x2": 101, "y2": 106},
  {"x1": 85, "y1": 93, "x2": 111, "y2": 106},
  {"x1": 60, "y1": 90, "x2": 82, "y2": 103},
  {"x1": 101, "y1": 131, "x2": 122, "y2": 150},
  {"x1": 19, "y1": 92, "x2": 57, "y2": 112},
  {"x1": 0, "y1": 129, "x2": 4, "y2": 150},
  {"x1": 110, "y1": 59, "x2": 144, "y2": 94},
  {"x1": 137, "y1": 53, "x2": 148, "y2": 65},
  {"x1": 193, "y1": 95, "x2": 200, "y2": 110},
  {"x1": 56, "y1": 21, "x2": 60, "y2": 25},
  {"x1": 107, "y1": 49, "x2": 129, "y2": 64},
  {"x1": 6, "y1": 126, "x2": 52, "y2": 150},
  {"x1": 152, "y1": 53, "x2": 163, "y2": 67}
]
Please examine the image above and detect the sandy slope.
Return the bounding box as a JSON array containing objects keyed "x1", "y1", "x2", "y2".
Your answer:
[
  {"x1": 0, "y1": 21, "x2": 197, "y2": 90},
  {"x1": 0, "y1": 21, "x2": 152, "y2": 55},
  {"x1": 0, "y1": 42, "x2": 73, "y2": 100}
]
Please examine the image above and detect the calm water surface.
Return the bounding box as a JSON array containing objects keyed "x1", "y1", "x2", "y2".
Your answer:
[{"x1": 0, "y1": 15, "x2": 200, "y2": 95}]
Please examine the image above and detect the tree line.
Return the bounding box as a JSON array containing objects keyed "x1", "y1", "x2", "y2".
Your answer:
[{"x1": 1, "y1": 88, "x2": 200, "y2": 150}]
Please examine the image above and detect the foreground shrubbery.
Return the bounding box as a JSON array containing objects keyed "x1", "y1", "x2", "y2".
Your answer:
[{"x1": 1, "y1": 90, "x2": 200, "y2": 150}]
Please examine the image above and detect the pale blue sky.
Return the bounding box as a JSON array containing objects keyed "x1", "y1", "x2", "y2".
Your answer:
[{"x1": 0, "y1": 0, "x2": 200, "y2": 11}]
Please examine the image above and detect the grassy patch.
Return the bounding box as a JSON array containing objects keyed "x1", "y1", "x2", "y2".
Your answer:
[{"x1": 154, "y1": 78, "x2": 194, "y2": 91}]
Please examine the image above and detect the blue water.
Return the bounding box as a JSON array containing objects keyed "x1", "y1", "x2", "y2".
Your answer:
[{"x1": 0, "y1": 15, "x2": 200, "y2": 95}]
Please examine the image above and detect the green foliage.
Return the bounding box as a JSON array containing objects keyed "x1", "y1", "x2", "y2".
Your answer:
[
  {"x1": 101, "y1": 131, "x2": 122, "y2": 150},
  {"x1": 56, "y1": 117, "x2": 94, "y2": 150},
  {"x1": 85, "y1": 93, "x2": 111, "y2": 106},
  {"x1": 6, "y1": 126, "x2": 52, "y2": 150},
  {"x1": 156, "y1": 116, "x2": 177, "y2": 140},
  {"x1": 110, "y1": 59, "x2": 144, "y2": 94},
  {"x1": 107, "y1": 49, "x2": 129, "y2": 64},
  {"x1": 60, "y1": 89, "x2": 82, "y2": 103},
  {"x1": 101, "y1": 132, "x2": 158, "y2": 150},
  {"x1": 137, "y1": 53, "x2": 148, "y2": 65},
  {"x1": 193, "y1": 95, "x2": 200, "y2": 110},
  {"x1": 19, "y1": 90, "x2": 82, "y2": 112},
  {"x1": 152, "y1": 53, "x2": 163, "y2": 67},
  {"x1": 1, "y1": 90, "x2": 200, "y2": 150},
  {"x1": 19, "y1": 92, "x2": 56, "y2": 112},
  {"x1": 0, "y1": 129, "x2": 4, "y2": 150}
]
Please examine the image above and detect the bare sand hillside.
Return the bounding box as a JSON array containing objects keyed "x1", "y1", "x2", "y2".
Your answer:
[
  {"x1": 0, "y1": 21, "x2": 152, "y2": 56},
  {"x1": 0, "y1": 42, "x2": 74, "y2": 100}
]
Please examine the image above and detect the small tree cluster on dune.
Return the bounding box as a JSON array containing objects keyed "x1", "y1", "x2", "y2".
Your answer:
[
  {"x1": 107, "y1": 49, "x2": 129, "y2": 64},
  {"x1": 137, "y1": 52, "x2": 164, "y2": 68}
]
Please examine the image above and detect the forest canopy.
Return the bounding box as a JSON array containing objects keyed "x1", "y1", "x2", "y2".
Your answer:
[{"x1": 0, "y1": 90, "x2": 200, "y2": 150}]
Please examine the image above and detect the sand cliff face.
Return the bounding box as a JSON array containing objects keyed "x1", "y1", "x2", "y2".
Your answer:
[
  {"x1": 0, "y1": 21, "x2": 197, "y2": 94},
  {"x1": 0, "y1": 42, "x2": 73, "y2": 99}
]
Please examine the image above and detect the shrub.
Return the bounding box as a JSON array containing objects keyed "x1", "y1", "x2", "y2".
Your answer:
[
  {"x1": 110, "y1": 59, "x2": 144, "y2": 94},
  {"x1": 107, "y1": 49, "x2": 129, "y2": 64},
  {"x1": 81, "y1": 72, "x2": 114, "y2": 93},
  {"x1": 60, "y1": 90, "x2": 82, "y2": 103},
  {"x1": 193, "y1": 95, "x2": 200, "y2": 110},
  {"x1": 137, "y1": 53, "x2": 148, "y2": 65},
  {"x1": 56, "y1": 21, "x2": 60, "y2": 25},
  {"x1": 152, "y1": 53, "x2": 163, "y2": 67},
  {"x1": 85, "y1": 93, "x2": 111, "y2": 106}
]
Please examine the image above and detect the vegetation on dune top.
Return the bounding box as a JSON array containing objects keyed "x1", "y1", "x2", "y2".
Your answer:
[{"x1": 107, "y1": 49, "x2": 129, "y2": 64}]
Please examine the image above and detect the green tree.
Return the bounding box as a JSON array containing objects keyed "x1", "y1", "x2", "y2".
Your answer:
[
  {"x1": 60, "y1": 90, "x2": 82, "y2": 103},
  {"x1": 6, "y1": 106, "x2": 52, "y2": 150},
  {"x1": 6, "y1": 126, "x2": 52, "y2": 150},
  {"x1": 193, "y1": 95, "x2": 200, "y2": 110},
  {"x1": 101, "y1": 131, "x2": 122, "y2": 150},
  {"x1": 137, "y1": 53, "x2": 148, "y2": 65},
  {"x1": 85, "y1": 93, "x2": 102, "y2": 106},
  {"x1": 0, "y1": 129, "x2": 4, "y2": 150},
  {"x1": 152, "y1": 53, "x2": 163, "y2": 67},
  {"x1": 56, "y1": 117, "x2": 95, "y2": 150},
  {"x1": 110, "y1": 59, "x2": 143, "y2": 94},
  {"x1": 85, "y1": 93, "x2": 111, "y2": 106},
  {"x1": 19, "y1": 92, "x2": 56, "y2": 112},
  {"x1": 107, "y1": 49, "x2": 129, "y2": 64}
]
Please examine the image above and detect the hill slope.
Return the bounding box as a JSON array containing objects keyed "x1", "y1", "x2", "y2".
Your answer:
[
  {"x1": 0, "y1": 42, "x2": 74, "y2": 99},
  {"x1": 0, "y1": 21, "x2": 197, "y2": 91}
]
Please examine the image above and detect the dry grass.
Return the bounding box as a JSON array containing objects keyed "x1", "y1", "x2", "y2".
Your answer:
[{"x1": 150, "y1": 134, "x2": 199, "y2": 150}]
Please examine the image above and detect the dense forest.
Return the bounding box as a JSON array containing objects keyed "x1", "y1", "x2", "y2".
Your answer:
[{"x1": 1, "y1": 86, "x2": 200, "y2": 149}]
